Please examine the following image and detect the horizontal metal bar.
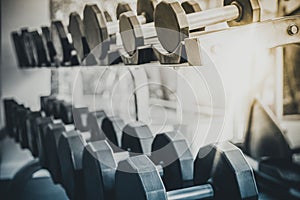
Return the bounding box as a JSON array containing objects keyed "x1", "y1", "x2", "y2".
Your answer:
[{"x1": 185, "y1": 16, "x2": 300, "y2": 66}]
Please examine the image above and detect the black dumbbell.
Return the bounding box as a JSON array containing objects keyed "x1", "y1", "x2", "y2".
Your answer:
[
  {"x1": 44, "y1": 105, "x2": 87, "y2": 189},
  {"x1": 11, "y1": 31, "x2": 29, "y2": 68},
  {"x1": 116, "y1": 142, "x2": 258, "y2": 200},
  {"x1": 3, "y1": 99, "x2": 17, "y2": 136},
  {"x1": 121, "y1": 123, "x2": 194, "y2": 190},
  {"x1": 20, "y1": 28, "x2": 37, "y2": 67},
  {"x1": 57, "y1": 108, "x2": 127, "y2": 199},
  {"x1": 67, "y1": 7, "x2": 121, "y2": 63},
  {"x1": 82, "y1": 1, "x2": 157, "y2": 65},
  {"x1": 82, "y1": 3, "x2": 133, "y2": 65},
  {"x1": 82, "y1": 140, "x2": 130, "y2": 200},
  {"x1": 3, "y1": 99, "x2": 18, "y2": 137},
  {"x1": 119, "y1": 0, "x2": 200, "y2": 65},
  {"x1": 25, "y1": 111, "x2": 44, "y2": 156},
  {"x1": 83, "y1": 127, "x2": 193, "y2": 200},
  {"x1": 83, "y1": 121, "x2": 193, "y2": 196},
  {"x1": 45, "y1": 121, "x2": 75, "y2": 184},
  {"x1": 68, "y1": 12, "x2": 91, "y2": 62},
  {"x1": 117, "y1": 0, "x2": 159, "y2": 65},
  {"x1": 41, "y1": 26, "x2": 56, "y2": 65},
  {"x1": 30, "y1": 30, "x2": 49, "y2": 67},
  {"x1": 154, "y1": 0, "x2": 261, "y2": 64},
  {"x1": 51, "y1": 20, "x2": 80, "y2": 66}
]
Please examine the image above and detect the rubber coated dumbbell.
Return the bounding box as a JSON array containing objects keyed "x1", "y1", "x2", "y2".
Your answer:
[
  {"x1": 51, "y1": 20, "x2": 80, "y2": 66},
  {"x1": 118, "y1": 0, "x2": 201, "y2": 64},
  {"x1": 82, "y1": 3, "x2": 133, "y2": 65},
  {"x1": 58, "y1": 110, "x2": 127, "y2": 200},
  {"x1": 115, "y1": 142, "x2": 258, "y2": 200},
  {"x1": 154, "y1": 0, "x2": 260, "y2": 64},
  {"x1": 82, "y1": 0, "x2": 157, "y2": 65}
]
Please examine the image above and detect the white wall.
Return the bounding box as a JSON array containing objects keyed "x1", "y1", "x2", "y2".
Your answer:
[{"x1": 1, "y1": 0, "x2": 51, "y2": 129}]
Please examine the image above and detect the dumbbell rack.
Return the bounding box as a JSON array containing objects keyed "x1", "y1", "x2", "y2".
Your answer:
[
  {"x1": 5, "y1": 1, "x2": 300, "y2": 199},
  {"x1": 11, "y1": 15, "x2": 300, "y2": 157}
]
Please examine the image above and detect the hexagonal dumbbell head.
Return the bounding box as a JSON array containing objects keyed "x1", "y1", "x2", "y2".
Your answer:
[
  {"x1": 194, "y1": 142, "x2": 258, "y2": 200},
  {"x1": 101, "y1": 116, "x2": 126, "y2": 147},
  {"x1": 45, "y1": 122, "x2": 66, "y2": 184},
  {"x1": 83, "y1": 4, "x2": 109, "y2": 59},
  {"x1": 58, "y1": 130, "x2": 87, "y2": 199},
  {"x1": 86, "y1": 110, "x2": 107, "y2": 141},
  {"x1": 59, "y1": 102, "x2": 74, "y2": 124},
  {"x1": 181, "y1": 0, "x2": 202, "y2": 14},
  {"x1": 119, "y1": 11, "x2": 144, "y2": 56},
  {"x1": 151, "y1": 131, "x2": 194, "y2": 191},
  {"x1": 68, "y1": 12, "x2": 90, "y2": 61},
  {"x1": 224, "y1": 0, "x2": 260, "y2": 26},
  {"x1": 116, "y1": 2, "x2": 132, "y2": 20},
  {"x1": 154, "y1": 0, "x2": 189, "y2": 53},
  {"x1": 83, "y1": 140, "x2": 129, "y2": 200},
  {"x1": 121, "y1": 122, "x2": 154, "y2": 155},
  {"x1": 137, "y1": 0, "x2": 158, "y2": 23},
  {"x1": 115, "y1": 155, "x2": 166, "y2": 200}
]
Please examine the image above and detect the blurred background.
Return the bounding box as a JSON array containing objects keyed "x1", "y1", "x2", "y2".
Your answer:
[{"x1": 1, "y1": 0, "x2": 300, "y2": 152}]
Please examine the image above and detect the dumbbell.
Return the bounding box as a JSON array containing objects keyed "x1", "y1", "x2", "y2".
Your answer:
[
  {"x1": 28, "y1": 96, "x2": 73, "y2": 168},
  {"x1": 116, "y1": 141, "x2": 258, "y2": 200},
  {"x1": 30, "y1": 30, "x2": 49, "y2": 67},
  {"x1": 82, "y1": 131, "x2": 180, "y2": 199},
  {"x1": 28, "y1": 96, "x2": 87, "y2": 185},
  {"x1": 20, "y1": 28, "x2": 36, "y2": 67},
  {"x1": 3, "y1": 99, "x2": 17, "y2": 137},
  {"x1": 41, "y1": 26, "x2": 56, "y2": 65},
  {"x1": 68, "y1": 12, "x2": 91, "y2": 62},
  {"x1": 119, "y1": 0, "x2": 201, "y2": 65},
  {"x1": 83, "y1": 1, "x2": 156, "y2": 65},
  {"x1": 51, "y1": 20, "x2": 80, "y2": 66},
  {"x1": 67, "y1": 8, "x2": 113, "y2": 62},
  {"x1": 121, "y1": 122, "x2": 194, "y2": 190},
  {"x1": 82, "y1": 3, "x2": 132, "y2": 65},
  {"x1": 11, "y1": 31, "x2": 29, "y2": 68},
  {"x1": 15, "y1": 105, "x2": 31, "y2": 144},
  {"x1": 57, "y1": 108, "x2": 128, "y2": 199},
  {"x1": 153, "y1": 0, "x2": 261, "y2": 64},
  {"x1": 25, "y1": 111, "x2": 44, "y2": 156},
  {"x1": 83, "y1": 127, "x2": 190, "y2": 199}
]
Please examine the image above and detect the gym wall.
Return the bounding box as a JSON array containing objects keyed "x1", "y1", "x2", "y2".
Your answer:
[{"x1": 0, "y1": 0, "x2": 51, "y2": 129}]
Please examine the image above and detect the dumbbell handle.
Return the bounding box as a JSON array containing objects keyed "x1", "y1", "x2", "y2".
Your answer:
[
  {"x1": 167, "y1": 184, "x2": 214, "y2": 200},
  {"x1": 187, "y1": 4, "x2": 239, "y2": 30}
]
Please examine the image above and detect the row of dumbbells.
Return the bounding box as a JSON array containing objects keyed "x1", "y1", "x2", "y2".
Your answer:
[
  {"x1": 12, "y1": 0, "x2": 261, "y2": 67},
  {"x1": 4, "y1": 97, "x2": 259, "y2": 200}
]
